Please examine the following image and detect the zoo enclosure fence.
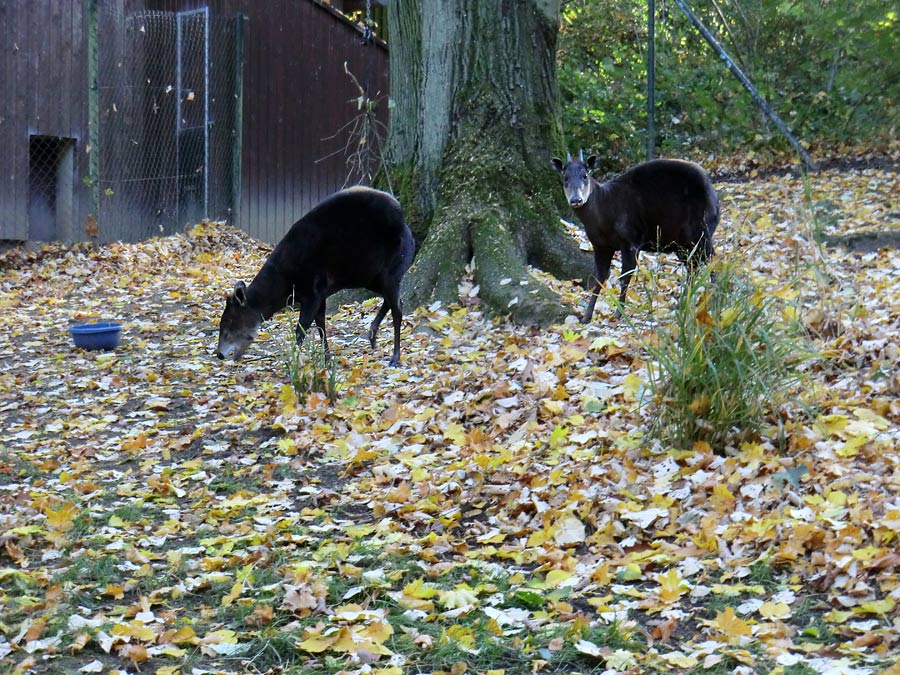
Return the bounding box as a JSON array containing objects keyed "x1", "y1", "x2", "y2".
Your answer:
[{"x1": 8, "y1": 0, "x2": 390, "y2": 245}]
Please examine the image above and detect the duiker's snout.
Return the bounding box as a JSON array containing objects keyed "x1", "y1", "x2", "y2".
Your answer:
[{"x1": 566, "y1": 183, "x2": 590, "y2": 208}]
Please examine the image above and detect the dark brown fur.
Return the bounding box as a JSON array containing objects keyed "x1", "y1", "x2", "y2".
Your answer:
[
  {"x1": 552, "y1": 155, "x2": 719, "y2": 322},
  {"x1": 216, "y1": 186, "x2": 415, "y2": 365}
]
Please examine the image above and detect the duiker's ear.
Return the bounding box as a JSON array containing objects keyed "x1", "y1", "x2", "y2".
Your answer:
[
  {"x1": 551, "y1": 157, "x2": 564, "y2": 173},
  {"x1": 586, "y1": 155, "x2": 598, "y2": 171},
  {"x1": 234, "y1": 281, "x2": 248, "y2": 306}
]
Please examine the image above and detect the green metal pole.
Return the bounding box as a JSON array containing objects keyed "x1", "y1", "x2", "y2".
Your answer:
[
  {"x1": 231, "y1": 14, "x2": 246, "y2": 231},
  {"x1": 86, "y1": 0, "x2": 100, "y2": 237},
  {"x1": 647, "y1": 0, "x2": 655, "y2": 160},
  {"x1": 672, "y1": 0, "x2": 817, "y2": 171}
]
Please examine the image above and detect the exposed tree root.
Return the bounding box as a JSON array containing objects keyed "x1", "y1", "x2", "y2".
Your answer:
[{"x1": 402, "y1": 192, "x2": 593, "y2": 324}]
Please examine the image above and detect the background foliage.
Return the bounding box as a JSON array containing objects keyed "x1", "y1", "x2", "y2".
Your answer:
[{"x1": 558, "y1": 0, "x2": 898, "y2": 170}]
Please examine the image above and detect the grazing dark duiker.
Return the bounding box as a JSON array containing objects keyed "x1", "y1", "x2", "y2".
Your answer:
[
  {"x1": 216, "y1": 186, "x2": 415, "y2": 366},
  {"x1": 551, "y1": 152, "x2": 720, "y2": 322}
]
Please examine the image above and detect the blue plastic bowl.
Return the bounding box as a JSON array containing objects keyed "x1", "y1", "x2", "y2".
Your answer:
[{"x1": 69, "y1": 322, "x2": 123, "y2": 351}]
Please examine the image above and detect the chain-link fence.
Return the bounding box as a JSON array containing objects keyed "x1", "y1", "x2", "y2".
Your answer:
[
  {"x1": 2, "y1": 0, "x2": 389, "y2": 245},
  {"x1": 94, "y1": 5, "x2": 239, "y2": 241}
]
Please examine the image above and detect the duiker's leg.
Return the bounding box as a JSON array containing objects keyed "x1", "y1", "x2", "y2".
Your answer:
[
  {"x1": 368, "y1": 301, "x2": 390, "y2": 349},
  {"x1": 616, "y1": 247, "x2": 639, "y2": 316},
  {"x1": 384, "y1": 287, "x2": 404, "y2": 367},
  {"x1": 296, "y1": 294, "x2": 322, "y2": 345},
  {"x1": 314, "y1": 302, "x2": 329, "y2": 354},
  {"x1": 582, "y1": 247, "x2": 614, "y2": 324}
]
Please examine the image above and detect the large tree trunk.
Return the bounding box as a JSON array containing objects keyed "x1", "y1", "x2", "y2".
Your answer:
[{"x1": 386, "y1": 0, "x2": 593, "y2": 324}]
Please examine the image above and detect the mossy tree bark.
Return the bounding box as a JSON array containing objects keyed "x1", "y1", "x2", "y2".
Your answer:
[{"x1": 386, "y1": 0, "x2": 592, "y2": 324}]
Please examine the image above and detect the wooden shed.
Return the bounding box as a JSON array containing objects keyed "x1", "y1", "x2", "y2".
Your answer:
[{"x1": 0, "y1": 0, "x2": 389, "y2": 244}]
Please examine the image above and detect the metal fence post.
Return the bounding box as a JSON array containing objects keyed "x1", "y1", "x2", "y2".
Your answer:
[
  {"x1": 647, "y1": 0, "x2": 655, "y2": 160},
  {"x1": 86, "y1": 0, "x2": 100, "y2": 237},
  {"x1": 232, "y1": 13, "x2": 246, "y2": 231},
  {"x1": 672, "y1": 0, "x2": 817, "y2": 171}
]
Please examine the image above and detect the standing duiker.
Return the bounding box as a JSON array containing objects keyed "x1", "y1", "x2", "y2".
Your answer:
[{"x1": 552, "y1": 153, "x2": 720, "y2": 322}]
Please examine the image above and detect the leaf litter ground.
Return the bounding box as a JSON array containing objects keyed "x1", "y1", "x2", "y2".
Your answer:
[{"x1": 1, "y1": 167, "x2": 899, "y2": 675}]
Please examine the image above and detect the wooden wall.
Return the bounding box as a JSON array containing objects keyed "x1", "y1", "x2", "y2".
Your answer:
[
  {"x1": 0, "y1": 0, "x2": 389, "y2": 244},
  {"x1": 137, "y1": 0, "x2": 391, "y2": 243},
  {"x1": 0, "y1": 1, "x2": 90, "y2": 241}
]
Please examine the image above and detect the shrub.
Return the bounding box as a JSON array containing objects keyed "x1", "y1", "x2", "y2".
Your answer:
[
  {"x1": 635, "y1": 258, "x2": 812, "y2": 449},
  {"x1": 277, "y1": 307, "x2": 340, "y2": 403}
]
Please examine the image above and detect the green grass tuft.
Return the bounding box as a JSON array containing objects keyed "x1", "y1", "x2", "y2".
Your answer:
[
  {"x1": 633, "y1": 256, "x2": 813, "y2": 450},
  {"x1": 277, "y1": 307, "x2": 341, "y2": 404}
]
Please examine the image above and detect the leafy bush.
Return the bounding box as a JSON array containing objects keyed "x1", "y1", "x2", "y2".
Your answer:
[
  {"x1": 558, "y1": 0, "x2": 898, "y2": 165},
  {"x1": 277, "y1": 308, "x2": 340, "y2": 403},
  {"x1": 635, "y1": 258, "x2": 812, "y2": 449}
]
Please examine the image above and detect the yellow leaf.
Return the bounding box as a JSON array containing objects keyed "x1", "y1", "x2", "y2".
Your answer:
[
  {"x1": 826, "y1": 490, "x2": 848, "y2": 507},
  {"x1": 221, "y1": 581, "x2": 243, "y2": 606},
  {"x1": 362, "y1": 620, "x2": 394, "y2": 645},
  {"x1": 111, "y1": 621, "x2": 157, "y2": 642},
  {"x1": 344, "y1": 524, "x2": 375, "y2": 538},
  {"x1": 104, "y1": 584, "x2": 125, "y2": 600},
  {"x1": 710, "y1": 606, "x2": 752, "y2": 641},
  {"x1": 853, "y1": 407, "x2": 891, "y2": 430},
  {"x1": 279, "y1": 384, "x2": 298, "y2": 412},
  {"x1": 526, "y1": 527, "x2": 551, "y2": 547},
  {"x1": 297, "y1": 631, "x2": 338, "y2": 653},
  {"x1": 720, "y1": 306, "x2": 739, "y2": 327},
  {"x1": 387, "y1": 481, "x2": 411, "y2": 503},
  {"x1": 476, "y1": 528, "x2": 506, "y2": 544},
  {"x1": 395, "y1": 593, "x2": 434, "y2": 612},
  {"x1": 851, "y1": 546, "x2": 880, "y2": 563},
  {"x1": 443, "y1": 423, "x2": 466, "y2": 445},
  {"x1": 658, "y1": 569, "x2": 686, "y2": 604},
  {"x1": 622, "y1": 373, "x2": 644, "y2": 400},
  {"x1": 200, "y1": 629, "x2": 237, "y2": 645},
  {"x1": 331, "y1": 626, "x2": 360, "y2": 653},
  {"x1": 689, "y1": 395, "x2": 710, "y2": 414},
  {"x1": 619, "y1": 564, "x2": 642, "y2": 581},
  {"x1": 854, "y1": 597, "x2": 896, "y2": 615},
  {"x1": 276, "y1": 437, "x2": 298, "y2": 455},
  {"x1": 758, "y1": 601, "x2": 791, "y2": 620},
  {"x1": 544, "y1": 569, "x2": 574, "y2": 588},
  {"x1": 814, "y1": 414, "x2": 848, "y2": 437},
  {"x1": 348, "y1": 446, "x2": 379, "y2": 466},
  {"x1": 404, "y1": 578, "x2": 439, "y2": 599},
  {"x1": 661, "y1": 651, "x2": 699, "y2": 668},
  {"x1": 836, "y1": 434, "x2": 868, "y2": 457},
  {"x1": 590, "y1": 563, "x2": 611, "y2": 586},
  {"x1": 155, "y1": 667, "x2": 181, "y2": 675},
  {"x1": 122, "y1": 434, "x2": 149, "y2": 453},
  {"x1": 711, "y1": 484, "x2": 735, "y2": 510},
  {"x1": 121, "y1": 644, "x2": 149, "y2": 663},
  {"x1": 45, "y1": 502, "x2": 79, "y2": 531},
  {"x1": 439, "y1": 586, "x2": 479, "y2": 609},
  {"x1": 169, "y1": 626, "x2": 196, "y2": 645}
]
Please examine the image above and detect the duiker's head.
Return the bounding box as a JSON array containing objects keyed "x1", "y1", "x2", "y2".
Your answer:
[
  {"x1": 216, "y1": 281, "x2": 261, "y2": 360},
  {"x1": 551, "y1": 150, "x2": 597, "y2": 208}
]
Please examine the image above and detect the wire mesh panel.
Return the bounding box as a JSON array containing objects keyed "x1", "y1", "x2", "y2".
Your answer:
[{"x1": 95, "y1": 4, "x2": 237, "y2": 241}]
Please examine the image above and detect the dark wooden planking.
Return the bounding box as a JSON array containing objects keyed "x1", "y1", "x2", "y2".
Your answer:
[
  {"x1": 0, "y1": 2, "x2": 15, "y2": 234},
  {"x1": 1, "y1": 0, "x2": 388, "y2": 243}
]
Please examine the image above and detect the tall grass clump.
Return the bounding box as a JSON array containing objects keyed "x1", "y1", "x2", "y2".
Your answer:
[
  {"x1": 636, "y1": 258, "x2": 812, "y2": 449},
  {"x1": 277, "y1": 307, "x2": 340, "y2": 403}
]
